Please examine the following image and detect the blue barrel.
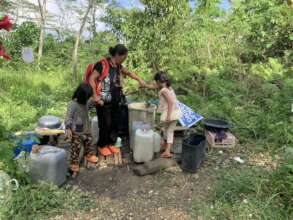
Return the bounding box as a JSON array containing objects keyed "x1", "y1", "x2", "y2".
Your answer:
[{"x1": 181, "y1": 134, "x2": 205, "y2": 173}]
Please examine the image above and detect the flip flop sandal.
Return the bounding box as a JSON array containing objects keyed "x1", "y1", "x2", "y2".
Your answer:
[
  {"x1": 99, "y1": 147, "x2": 112, "y2": 156},
  {"x1": 108, "y1": 146, "x2": 120, "y2": 154},
  {"x1": 85, "y1": 154, "x2": 99, "y2": 163},
  {"x1": 84, "y1": 154, "x2": 99, "y2": 168}
]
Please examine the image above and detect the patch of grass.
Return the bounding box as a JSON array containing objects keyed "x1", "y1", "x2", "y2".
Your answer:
[
  {"x1": 0, "y1": 66, "x2": 75, "y2": 133},
  {"x1": 193, "y1": 149, "x2": 293, "y2": 220},
  {"x1": 1, "y1": 182, "x2": 94, "y2": 220}
]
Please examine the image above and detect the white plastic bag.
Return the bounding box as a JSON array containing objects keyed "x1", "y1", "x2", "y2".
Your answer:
[{"x1": 21, "y1": 47, "x2": 34, "y2": 64}]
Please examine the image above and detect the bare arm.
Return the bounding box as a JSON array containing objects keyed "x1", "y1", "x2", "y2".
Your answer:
[
  {"x1": 144, "y1": 82, "x2": 158, "y2": 89},
  {"x1": 88, "y1": 70, "x2": 100, "y2": 101},
  {"x1": 161, "y1": 89, "x2": 175, "y2": 121},
  {"x1": 121, "y1": 67, "x2": 145, "y2": 86},
  {"x1": 65, "y1": 102, "x2": 76, "y2": 130}
]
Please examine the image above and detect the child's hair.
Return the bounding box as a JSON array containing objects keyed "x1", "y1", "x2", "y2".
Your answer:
[
  {"x1": 154, "y1": 71, "x2": 171, "y2": 87},
  {"x1": 72, "y1": 83, "x2": 93, "y2": 105},
  {"x1": 109, "y1": 44, "x2": 128, "y2": 56}
]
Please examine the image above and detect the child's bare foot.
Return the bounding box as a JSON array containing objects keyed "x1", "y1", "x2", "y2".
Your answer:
[
  {"x1": 160, "y1": 151, "x2": 173, "y2": 158},
  {"x1": 70, "y1": 164, "x2": 80, "y2": 178}
]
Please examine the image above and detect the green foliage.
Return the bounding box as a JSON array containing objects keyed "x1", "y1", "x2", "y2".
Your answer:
[
  {"x1": 0, "y1": 65, "x2": 75, "y2": 131},
  {"x1": 1, "y1": 182, "x2": 93, "y2": 220},
  {"x1": 0, "y1": 0, "x2": 292, "y2": 219},
  {"x1": 231, "y1": 0, "x2": 293, "y2": 62},
  {"x1": 106, "y1": 0, "x2": 191, "y2": 71},
  {"x1": 4, "y1": 22, "x2": 39, "y2": 60},
  {"x1": 0, "y1": 141, "x2": 30, "y2": 186},
  {"x1": 199, "y1": 150, "x2": 293, "y2": 219}
]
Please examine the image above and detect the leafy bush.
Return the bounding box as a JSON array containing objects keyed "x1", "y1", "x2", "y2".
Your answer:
[
  {"x1": 198, "y1": 149, "x2": 293, "y2": 219},
  {"x1": 1, "y1": 182, "x2": 93, "y2": 220}
]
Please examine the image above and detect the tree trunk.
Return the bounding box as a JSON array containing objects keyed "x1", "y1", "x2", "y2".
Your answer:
[
  {"x1": 91, "y1": 2, "x2": 97, "y2": 38},
  {"x1": 288, "y1": 0, "x2": 293, "y2": 10},
  {"x1": 72, "y1": 0, "x2": 93, "y2": 80},
  {"x1": 37, "y1": 0, "x2": 46, "y2": 64},
  {"x1": 207, "y1": 35, "x2": 212, "y2": 60}
]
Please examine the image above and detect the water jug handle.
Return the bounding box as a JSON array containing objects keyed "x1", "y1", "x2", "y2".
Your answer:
[{"x1": 10, "y1": 179, "x2": 19, "y2": 191}]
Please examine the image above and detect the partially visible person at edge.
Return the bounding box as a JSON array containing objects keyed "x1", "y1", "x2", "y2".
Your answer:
[
  {"x1": 84, "y1": 44, "x2": 146, "y2": 156},
  {"x1": 144, "y1": 71, "x2": 182, "y2": 158}
]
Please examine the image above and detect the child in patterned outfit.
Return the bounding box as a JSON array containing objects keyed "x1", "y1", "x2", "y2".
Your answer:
[{"x1": 65, "y1": 83, "x2": 98, "y2": 176}]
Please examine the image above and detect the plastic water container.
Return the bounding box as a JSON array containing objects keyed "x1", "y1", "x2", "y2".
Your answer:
[
  {"x1": 133, "y1": 129, "x2": 154, "y2": 163},
  {"x1": 130, "y1": 121, "x2": 145, "y2": 150},
  {"x1": 128, "y1": 103, "x2": 156, "y2": 137},
  {"x1": 29, "y1": 145, "x2": 67, "y2": 186},
  {"x1": 116, "y1": 137, "x2": 122, "y2": 148},
  {"x1": 153, "y1": 132, "x2": 161, "y2": 153},
  {"x1": 91, "y1": 116, "x2": 99, "y2": 145}
]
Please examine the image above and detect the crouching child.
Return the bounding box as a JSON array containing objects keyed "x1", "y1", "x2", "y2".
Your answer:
[{"x1": 65, "y1": 83, "x2": 98, "y2": 177}]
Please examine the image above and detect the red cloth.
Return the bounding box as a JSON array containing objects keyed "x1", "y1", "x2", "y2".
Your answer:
[
  {"x1": 0, "y1": 45, "x2": 12, "y2": 60},
  {"x1": 0, "y1": 16, "x2": 13, "y2": 31}
]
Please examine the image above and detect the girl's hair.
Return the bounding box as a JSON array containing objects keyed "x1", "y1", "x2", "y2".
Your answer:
[
  {"x1": 109, "y1": 44, "x2": 128, "y2": 56},
  {"x1": 154, "y1": 71, "x2": 171, "y2": 87},
  {"x1": 72, "y1": 83, "x2": 93, "y2": 105}
]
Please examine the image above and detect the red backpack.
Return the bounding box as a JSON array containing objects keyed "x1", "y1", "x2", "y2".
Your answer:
[{"x1": 83, "y1": 58, "x2": 110, "y2": 97}]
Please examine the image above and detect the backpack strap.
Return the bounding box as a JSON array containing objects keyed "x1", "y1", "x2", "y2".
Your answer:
[
  {"x1": 83, "y1": 58, "x2": 111, "y2": 97},
  {"x1": 94, "y1": 58, "x2": 110, "y2": 97},
  {"x1": 83, "y1": 63, "x2": 95, "y2": 83}
]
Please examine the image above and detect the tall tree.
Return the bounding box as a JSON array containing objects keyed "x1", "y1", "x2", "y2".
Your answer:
[
  {"x1": 91, "y1": 1, "x2": 98, "y2": 38},
  {"x1": 106, "y1": 0, "x2": 190, "y2": 72},
  {"x1": 72, "y1": 0, "x2": 93, "y2": 80},
  {"x1": 37, "y1": 0, "x2": 47, "y2": 63}
]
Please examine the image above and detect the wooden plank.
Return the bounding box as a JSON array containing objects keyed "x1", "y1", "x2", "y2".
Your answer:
[
  {"x1": 114, "y1": 153, "x2": 119, "y2": 166},
  {"x1": 118, "y1": 151, "x2": 123, "y2": 165},
  {"x1": 35, "y1": 128, "x2": 65, "y2": 136}
]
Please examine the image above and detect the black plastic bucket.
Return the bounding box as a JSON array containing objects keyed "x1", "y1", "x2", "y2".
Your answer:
[{"x1": 181, "y1": 134, "x2": 205, "y2": 173}]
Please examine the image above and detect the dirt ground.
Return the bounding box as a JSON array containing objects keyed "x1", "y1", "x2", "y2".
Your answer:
[{"x1": 50, "y1": 148, "x2": 237, "y2": 220}]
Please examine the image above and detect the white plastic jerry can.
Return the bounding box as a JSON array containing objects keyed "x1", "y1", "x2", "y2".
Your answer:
[
  {"x1": 133, "y1": 129, "x2": 154, "y2": 163},
  {"x1": 130, "y1": 121, "x2": 145, "y2": 150},
  {"x1": 91, "y1": 116, "x2": 99, "y2": 145},
  {"x1": 153, "y1": 132, "x2": 161, "y2": 153},
  {"x1": 29, "y1": 145, "x2": 67, "y2": 186}
]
